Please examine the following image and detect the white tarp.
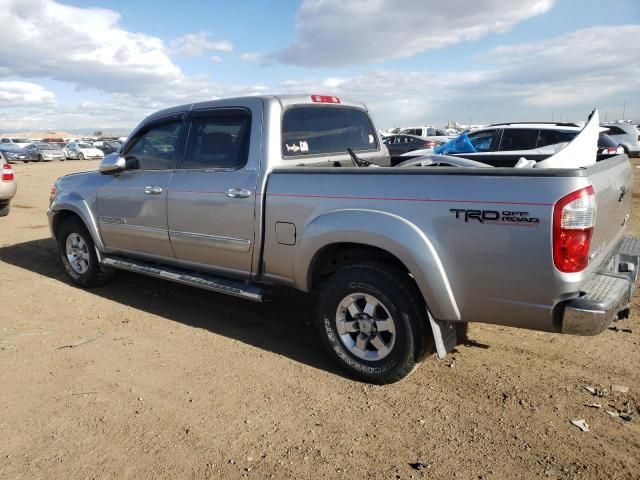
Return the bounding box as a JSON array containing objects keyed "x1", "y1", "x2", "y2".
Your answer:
[{"x1": 533, "y1": 109, "x2": 599, "y2": 169}]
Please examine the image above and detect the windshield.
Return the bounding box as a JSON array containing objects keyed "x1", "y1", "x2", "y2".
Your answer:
[
  {"x1": 282, "y1": 106, "x2": 378, "y2": 157},
  {"x1": 11, "y1": 138, "x2": 30, "y2": 143},
  {"x1": 78, "y1": 143, "x2": 92, "y2": 148}
]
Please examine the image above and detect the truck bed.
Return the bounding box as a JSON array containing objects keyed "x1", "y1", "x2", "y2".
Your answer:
[{"x1": 262, "y1": 155, "x2": 632, "y2": 332}]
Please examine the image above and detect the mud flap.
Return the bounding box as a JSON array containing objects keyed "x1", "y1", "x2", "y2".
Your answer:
[{"x1": 428, "y1": 312, "x2": 457, "y2": 359}]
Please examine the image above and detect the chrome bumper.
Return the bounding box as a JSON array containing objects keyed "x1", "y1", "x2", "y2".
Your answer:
[{"x1": 562, "y1": 235, "x2": 640, "y2": 335}]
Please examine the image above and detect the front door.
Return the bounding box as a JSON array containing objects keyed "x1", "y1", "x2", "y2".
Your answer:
[
  {"x1": 168, "y1": 107, "x2": 258, "y2": 277},
  {"x1": 97, "y1": 117, "x2": 184, "y2": 260}
]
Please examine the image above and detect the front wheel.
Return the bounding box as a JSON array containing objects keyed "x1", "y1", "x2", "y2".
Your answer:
[
  {"x1": 316, "y1": 262, "x2": 430, "y2": 384},
  {"x1": 57, "y1": 218, "x2": 114, "y2": 287},
  {"x1": 38, "y1": 154, "x2": 43, "y2": 162},
  {"x1": 78, "y1": 153, "x2": 85, "y2": 161}
]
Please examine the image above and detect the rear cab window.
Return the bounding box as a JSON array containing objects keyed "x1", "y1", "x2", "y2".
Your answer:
[{"x1": 282, "y1": 106, "x2": 378, "y2": 158}]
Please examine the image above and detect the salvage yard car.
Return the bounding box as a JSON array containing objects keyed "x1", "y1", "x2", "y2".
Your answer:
[
  {"x1": 0, "y1": 144, "x2": 30, "y2": 163},
  {"x1": 24, "y1": 142, "x2": 66, "y2": 162},
  {"x1": 48, "y1": 94, "x2": 639, "y2": 384},
  {"x1": 413, "y1": 122, "x2": 628, "y2": 167},
  {"x1": 601, "y1": 123, "x2": 640, "y2": 157},
  {"x1": 0, "y1": 154, "x2": 16, "y2": 216},
  {"x1": 63, "y1": 142, "x2": 104, "y2": 160}
]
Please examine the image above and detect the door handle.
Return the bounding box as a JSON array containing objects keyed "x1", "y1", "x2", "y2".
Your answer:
[
  {"x1": 225, "y1": 188, "x2": 252, "y2": 199},
  {"x1": 144, "y1": 185, "x2": 163, "y2": 195}
]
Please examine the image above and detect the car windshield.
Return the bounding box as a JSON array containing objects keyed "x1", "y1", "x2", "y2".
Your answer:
[
  {"x1": 78, "y1": 143, "x2": 92, "y2": 148},
  {"x1": 36, "y1": 143, "x2": 59, "y2": 150},
  {"x1": 11, "y1": 138, "x2": 30, "y2": 143}
]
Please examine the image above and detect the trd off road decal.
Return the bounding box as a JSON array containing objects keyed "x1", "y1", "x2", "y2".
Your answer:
[{"x1": 450, "y1": 209, "x2": 540, "y2": 226}]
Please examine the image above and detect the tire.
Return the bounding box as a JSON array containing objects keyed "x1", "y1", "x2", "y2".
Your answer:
[
  {"x1": 57, "y1": 217, "x2": 114, "y2": 287},
  {"x1": 0, "y1": 202, "x2": 9, "y2": 217},
  {"x1": 38, "y1": 154, "x2": 43, "y2": 162},
  {"x1": 79, "y1": 153, "x2": 85, "y2": 161},
  {"x1": 316, "y1": 262, "x2": 431, "y2": 384}
]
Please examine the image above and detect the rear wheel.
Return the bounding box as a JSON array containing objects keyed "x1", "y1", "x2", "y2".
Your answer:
[
  {"x1": 57, "y1": 217, "x2": 114, "y2": 287},
  {"x1": 316, "y1": 262, "x2": 430, "y2": 384},
  {"x1": 38, "y1": 154, "x2": 43, "y2": 162},
  {"x1": 0, "y1": 202, "x2": 10, "y2": 217},
  {"x1": 78, "y1": 153, "x2": 85, "y2": 161}
]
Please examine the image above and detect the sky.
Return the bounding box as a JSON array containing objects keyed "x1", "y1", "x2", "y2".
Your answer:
[{"x1": 0, "y1": 0, "x2": 638, "y2": 132}]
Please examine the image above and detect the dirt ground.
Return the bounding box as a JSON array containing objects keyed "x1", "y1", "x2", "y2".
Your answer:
[{"x1": 1, "y1": 160, "x2": 639, "y2": 480}]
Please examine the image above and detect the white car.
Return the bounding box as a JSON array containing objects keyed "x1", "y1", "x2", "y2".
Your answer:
[
  {"x1": 0, "y1": 154, "x2": 17, "y2": 216},
  {"x1": 399, "y1": 126, "x2": 455, "y2": 144},
  {"x1": 63, "y1": 142, "x2": 104, "y2": 160}
]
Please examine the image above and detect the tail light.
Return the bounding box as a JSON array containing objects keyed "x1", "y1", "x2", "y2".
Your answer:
[
  {"x1": 553, "y1": 186, "x2": 596, "y2": 273},
  {"x1": 603, "y1": 147, "x2": 618, "y2": 154},
  {"x1": 49, "y1": 185, "x2": 57, "y2": 207},
  {"x1": 1, "y1": 163, "x2": 13, "y2": 181},
  {"x1": 311, "y1": 95, "x2": 341, "y2": 104}
]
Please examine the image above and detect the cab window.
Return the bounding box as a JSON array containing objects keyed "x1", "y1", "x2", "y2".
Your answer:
[
  {"x1": 125, "y1": 121, "x2": 182, "y2": 170},
  {"x1": 182, "y1": 110, "x2": 251, "y2": 169}
]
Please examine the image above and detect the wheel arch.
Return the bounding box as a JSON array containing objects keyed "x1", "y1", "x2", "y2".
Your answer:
[
  {"x1": 50, "y1": 195, "x2": 105, "y2": 251},
  {"x1": 294, "y1": 209, "x2": 460, "y2": 321}
]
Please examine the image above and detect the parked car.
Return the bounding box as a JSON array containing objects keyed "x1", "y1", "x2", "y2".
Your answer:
[
  {"x1": 92, "y1": 140, "x2": 121, "y2": 155},
  {"x1": 415, "y1": 123, "x2": 626, "y2": 167},
  {"x1": 0, "y1": 137, "x2": 32, "y2": 148},
  {"x1": 600, "y1": 123, "x2": 640, "y2": 157},
  {"x1": 41, "y1": 137, "x2": 65, "y2": 143},
  {"x1": 400, "y1": 126, "x2": 453, "y2": 138},
  {"x1": 0, "y1": 153, "x2": 17, "y2": 216},
  {"x1": 48, "y1": 95, "x2": 638, "y2": 384},
  {"x1": 0, "y1": 144, "x2": 30, "y2": 163},
  {"x1": 63, "y1": 142, "x2": 104, "y2": 160},
  {"x1": 24, "y1": 142, "x2": 66, "y2": 162},
  {"x1": 383, "y1": 134, "x2": 443, "y2": 164}
]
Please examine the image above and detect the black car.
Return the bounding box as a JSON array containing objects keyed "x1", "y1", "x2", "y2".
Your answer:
[{"x1": 383, "y1": 134, "x2": 443, "y2": 165}]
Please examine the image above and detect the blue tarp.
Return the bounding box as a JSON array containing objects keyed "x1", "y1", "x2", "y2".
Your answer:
[{"x1": 434, "y1": 132, "x2": 477, "y2": 155}]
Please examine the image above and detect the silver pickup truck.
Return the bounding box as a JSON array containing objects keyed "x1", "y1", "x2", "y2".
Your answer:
[{"x1": 48, "y1": 94, "x2": 639, "y2": 384}]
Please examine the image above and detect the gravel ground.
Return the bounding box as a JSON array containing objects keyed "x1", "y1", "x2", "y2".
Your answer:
[{"x1": 1, "y1": 160, "x2": 639, "y2": 479}]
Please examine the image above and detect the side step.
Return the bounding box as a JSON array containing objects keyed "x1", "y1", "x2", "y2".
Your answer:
[{"x1": 101, "y1": 256, "x2": 265, "y2": 302}]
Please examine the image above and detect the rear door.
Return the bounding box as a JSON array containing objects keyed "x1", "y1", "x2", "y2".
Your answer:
[
  {"x1": 97, "y1": 115, "x2": 185, "y2": 259},
  {"x1": 167, "y1": 104, "x2": 260, "y2": 277}
]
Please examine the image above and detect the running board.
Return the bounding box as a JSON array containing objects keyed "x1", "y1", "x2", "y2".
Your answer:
[{"x1": 101, "y1": 256, "x2": 265, "y2": 302}]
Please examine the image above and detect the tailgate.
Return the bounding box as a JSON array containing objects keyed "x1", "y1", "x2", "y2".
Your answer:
[{"x1": 587, "y1": 155, "x2": 633, "y2": 261}]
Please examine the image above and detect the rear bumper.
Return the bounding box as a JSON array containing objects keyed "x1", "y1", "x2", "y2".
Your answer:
[{"x1": 562, "y1": 235, "x2": 640, "y2": 335}]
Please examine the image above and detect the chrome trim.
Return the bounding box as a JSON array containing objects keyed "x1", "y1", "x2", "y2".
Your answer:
[{"x1": 169, "y1": 230, "x2": 251, "y2": 252}]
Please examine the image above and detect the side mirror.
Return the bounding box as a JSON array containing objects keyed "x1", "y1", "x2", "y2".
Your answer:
[{"x1": 99, "y1": 153, "x2": 126, "y2": 174}]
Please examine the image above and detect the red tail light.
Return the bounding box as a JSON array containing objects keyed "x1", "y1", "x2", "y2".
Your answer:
[
  {"x1": 553, "y1": 186, "x2": 596, "y2": 273},
  {"x1": 310, "y1": 95, "x2": 341, "y2": 104},
  {"x1": 1, "y1": 163, "x2": 13, "y2": 181}
]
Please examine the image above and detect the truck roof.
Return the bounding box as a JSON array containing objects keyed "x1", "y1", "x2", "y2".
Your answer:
[{"x1": 145, "y1": 94, "x2": 368, "y2": 122}]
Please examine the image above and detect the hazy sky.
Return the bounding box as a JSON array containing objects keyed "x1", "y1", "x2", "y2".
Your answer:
[{"x1": 0, "y1": 0, "x2": 638, "y2": 131}]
